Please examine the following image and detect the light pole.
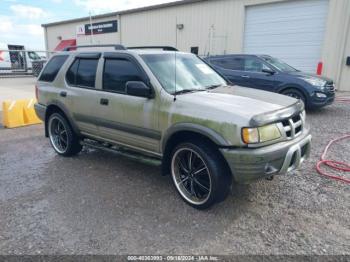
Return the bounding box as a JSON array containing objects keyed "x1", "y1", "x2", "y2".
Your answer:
[{"x1": 89, "y1": 11, "x2": 94, "y2": 44}]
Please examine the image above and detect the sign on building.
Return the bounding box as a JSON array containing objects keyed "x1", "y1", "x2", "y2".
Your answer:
[
  {"x1": 76, "y1": 20, "x2": 118, "y2": 36},
  {"x1": 76, "y1": 24, "x2": 85, "y2": 36}
]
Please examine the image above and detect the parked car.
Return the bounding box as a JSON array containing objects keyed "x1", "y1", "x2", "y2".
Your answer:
[
  {"x1": 204, "y1": 54, "x2": 335, "y2": 109},
  {"x1": 35, "y1": 45, "x2": 311, "y2": 209}
]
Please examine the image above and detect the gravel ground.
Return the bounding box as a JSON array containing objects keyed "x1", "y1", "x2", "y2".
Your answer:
[{"x1": 0, "y1": 96, "x2": 349, "y2": 256}]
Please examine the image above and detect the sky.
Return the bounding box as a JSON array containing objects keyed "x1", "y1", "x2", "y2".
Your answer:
[{"x1": 0, "y1": 0, "x2": 176, "y2": 50}]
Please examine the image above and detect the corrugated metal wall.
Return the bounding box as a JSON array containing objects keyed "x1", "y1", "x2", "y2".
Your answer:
[{"x1": 121, "y1": 0, "x2": 242, "y2": 56}]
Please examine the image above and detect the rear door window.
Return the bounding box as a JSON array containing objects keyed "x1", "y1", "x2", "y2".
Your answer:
[
  {"x1": 66, "y1": 58, "x2": 98, "y2": 88},
  {"x1": 76, "y1": 59, "x2": 98, "y2": 87},
  {"x1": 39, "y1": 55, "x2": 68, "y2": 82},
  {"x1": 103, "y1": 58, "x2": 144, "y2": 93},
  {"x1": 210, "y1": 57, "x2": 244, "y2": 71}
]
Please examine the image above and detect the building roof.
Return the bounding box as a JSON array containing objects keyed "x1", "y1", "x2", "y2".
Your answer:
[{"x1": 41, "y1": 0, "x2": 209, "y2": 27}]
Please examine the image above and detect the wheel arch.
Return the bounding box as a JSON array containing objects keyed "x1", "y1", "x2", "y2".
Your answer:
[
  {"x1": 278, "y1": 85, "x2": 308, "y2": 100},
  {"x1": 45, "y1": 100, "x2": 80, "y2": 137},
  {"x1": 161, "y1": 124, "x2": 229, "y2": 176}
]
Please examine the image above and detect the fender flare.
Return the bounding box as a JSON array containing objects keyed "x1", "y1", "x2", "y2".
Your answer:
[{"x1": 161, "y1": 123, "x2": 229, "y2": 152}]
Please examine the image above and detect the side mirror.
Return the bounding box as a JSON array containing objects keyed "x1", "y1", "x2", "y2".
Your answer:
[
  {"x1": 262, "y1": 68, "x2": 276, "y2": 75},
  {"x1": 126, "y1": 81, "x2": 154, "y2": 98}
]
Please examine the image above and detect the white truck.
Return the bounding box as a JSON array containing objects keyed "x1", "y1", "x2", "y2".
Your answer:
[{"x1": 0, "y1": 43, "x2": 42, "y2": 72}]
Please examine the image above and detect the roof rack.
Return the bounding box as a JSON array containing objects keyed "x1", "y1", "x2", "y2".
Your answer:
[
  {"x1": 127, "y1": 46, "x2": 178, "y2": 51},
  {"x1": 63, "y1": 44, "x2": 126, "y2": 51}
]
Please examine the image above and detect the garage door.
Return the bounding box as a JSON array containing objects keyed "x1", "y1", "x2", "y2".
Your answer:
[{"x1": 244, "y1": 0, "x2": 329, "y2": 73}]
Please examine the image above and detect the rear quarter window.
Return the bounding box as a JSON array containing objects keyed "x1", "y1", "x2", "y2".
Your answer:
[{"x1": 39, "y1": 55, "x2": 68, "y2": 82}]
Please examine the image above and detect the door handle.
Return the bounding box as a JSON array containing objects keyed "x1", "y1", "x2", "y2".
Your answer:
[
  {"x1": 241, "y1": 75, "x2": 250, "y2": 78},
  {"x1": 100, "y1": 98, "x2": 109, "y2": 106},
  {"x1": 60, "y1": 91, "x2": 67, "y2": 97}
]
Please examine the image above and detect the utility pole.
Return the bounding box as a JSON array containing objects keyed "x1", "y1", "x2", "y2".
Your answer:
[{"x1": 89, "y1": 11, "x2": 94, "y2": 44}]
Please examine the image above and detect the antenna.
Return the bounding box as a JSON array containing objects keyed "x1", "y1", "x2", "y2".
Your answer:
[
  {"x1": 174, "y1": 17, "x2": 178, "y2": 102},
  {"x1": 174, "y1": 48, "x2": 177, "y2": 102}
]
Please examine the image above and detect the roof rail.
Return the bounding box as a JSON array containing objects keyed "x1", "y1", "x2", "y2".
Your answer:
[
  {"x1": 63, "y1": 44, "x2": 126, "y2": 51},
  {"x1": 127, "y1": 46, "x2": 178, "y2": 51}
]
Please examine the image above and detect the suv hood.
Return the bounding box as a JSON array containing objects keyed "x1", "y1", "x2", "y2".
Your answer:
[
  {"x1": 286, "y1": 71, "x2": 333, "y2": 82},
  {"x1": 175, "y1": 85, "x2": 303, "y2": 127}
]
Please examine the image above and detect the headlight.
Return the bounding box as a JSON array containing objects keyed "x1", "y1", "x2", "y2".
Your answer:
[
  {"x1": 242, "y1": 124, "x2": 281, "y2": 144},
  {"x1": 303, "y1": 77, "x2": 326, "y2": 88}
]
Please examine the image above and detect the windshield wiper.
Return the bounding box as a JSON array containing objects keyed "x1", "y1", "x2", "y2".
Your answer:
[
  {"x1": 173, "y1": 89, "x2": 206, "y2": 95},
  {"x1": 205, "y1": 84, "x2": 223, "y2": 90}
]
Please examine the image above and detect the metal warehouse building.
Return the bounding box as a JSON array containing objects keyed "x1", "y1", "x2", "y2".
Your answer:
[{"x1": 42, "y1": 0, "x2": 350, "y2": 91}]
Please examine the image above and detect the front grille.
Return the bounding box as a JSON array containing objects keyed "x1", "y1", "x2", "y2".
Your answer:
[
  {"x1": 281, "y1": 113, "x2": 304, "y2": 139},
  {"x1": 325, "y1": 81, "x2": 335, "y2": 92}
]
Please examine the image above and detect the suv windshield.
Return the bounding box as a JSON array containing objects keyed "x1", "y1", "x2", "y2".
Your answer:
[
  {"x1": 261, "y1": 56, "x2": 297, "y2": 72},
  {"x1": 141, "y1": 53, "x2": 227, "y2": 94}
]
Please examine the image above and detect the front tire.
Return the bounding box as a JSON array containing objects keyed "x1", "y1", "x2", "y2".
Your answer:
[
  {"x1": 48, "y1": 113, "x2": 82, "y2": 156},
  {"x1": 170, "y1": 141, "x2": 232, "y2": 209},
  {"x1": 282, "y1": 88, "x2": 306, "y2": 105}
]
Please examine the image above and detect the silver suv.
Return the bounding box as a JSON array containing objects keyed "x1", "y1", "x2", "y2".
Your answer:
[{"x1": 35, "y1": 45, "x2": 312, "y2": 209}]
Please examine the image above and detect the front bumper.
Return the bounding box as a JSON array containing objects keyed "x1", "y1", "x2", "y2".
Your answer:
[
  {"x1": 220, "y1": 131, "x2": 312, "y2": 184},
  {"x1": 308, "y1": 90, "x2": 335, "y2": 108}
]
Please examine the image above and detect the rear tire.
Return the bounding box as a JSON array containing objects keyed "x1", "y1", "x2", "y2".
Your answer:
[
  {"x1": 47, "y1": 113, "x2": 82, "y2": 156},
  {"x1": 170, "y1": 140, "x2": 232, "y2": 209},
  {"x1": 282, "y1": 88, "x2": 306, "y2": 106}
]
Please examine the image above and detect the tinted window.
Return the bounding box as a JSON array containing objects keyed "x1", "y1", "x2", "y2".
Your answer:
[
  {"x1": 39, "y1": 55, "x2": 68, "y2": 82},
  {"x1": 66, "y1": 59, "x2": 79, "y2": 85},
  {"x1": 103, "y1": 58, "x2": 144, "y2": 93},
  {"x1": 211, "y1": 57, "x2": 244, "y2": 71},
  {"x1": 261, "y1": 56, "x2": 297, "y2": 72},
  {"x1": 243, "y1": 57, "x2": 270, "y2": 72},
  {"x1": 76, "y1": 59, "x2": 98, "y2": 88}
]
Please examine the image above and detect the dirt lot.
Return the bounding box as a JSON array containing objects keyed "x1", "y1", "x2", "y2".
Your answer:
[{"x1": 0, "y1": 79, "x2": 349, "y2": 255}]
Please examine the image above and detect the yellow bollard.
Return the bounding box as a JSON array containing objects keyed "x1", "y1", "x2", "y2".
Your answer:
[
  {"x1": 2, "y1": 98, "x2": 42, "y2": 128},
  {"x1": 23, "y1": 98, "x2": 42, "y2": 125},
  {"x1": 2, "y1": 100, "x2": 25, "y2": 128}
]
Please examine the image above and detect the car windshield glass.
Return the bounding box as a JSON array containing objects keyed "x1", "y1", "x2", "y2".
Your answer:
[
  {"x1": 261, "y1": 56, "x2": 297, "y2": 72},
  {"x1": 141, "y1": 53, "x2": 227, "y2": 94},
  {"x1": 28, "y1": 51, "x2": 41, "y2": 60}
]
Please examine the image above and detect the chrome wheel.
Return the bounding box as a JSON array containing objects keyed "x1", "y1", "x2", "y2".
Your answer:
[
  {"x1": 171, "y1": 148, "x2": 212, "y2": 205},
  {"x1": 285, "y1": 92, "x2": 301, "y2": 99},
  {"x1": 48, "y1": 116, "x2": 68, "y2": 154}
]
